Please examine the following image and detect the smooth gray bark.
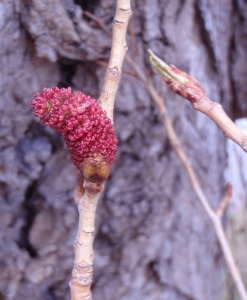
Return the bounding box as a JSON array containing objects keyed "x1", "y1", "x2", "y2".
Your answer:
[{"x1": 0, "y1": 0, "x2": 246, "y2": 299}]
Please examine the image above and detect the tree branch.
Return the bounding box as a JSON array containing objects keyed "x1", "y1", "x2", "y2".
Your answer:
[
  {"x1": 70, "y1": 187, "x2": 100, "y2": 300},
  {"x1": 98, "y1": 0, "x2": 132, "y2": 122},
  {"x1": 216, "y1": 183, "x2": 233, "y2": 218},
  {"x1": 70, "y1": 1, "x2": 132, "y2": 299}
]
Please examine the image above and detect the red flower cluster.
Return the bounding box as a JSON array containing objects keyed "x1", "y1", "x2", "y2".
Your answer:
[{"x1": 31, "y1": 87, "x2": 117, "y2": 169}]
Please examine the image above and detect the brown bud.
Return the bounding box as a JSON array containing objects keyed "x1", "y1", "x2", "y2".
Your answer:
[{"x1": 80, "y1": 156, "x2": 110, "y2": 185}]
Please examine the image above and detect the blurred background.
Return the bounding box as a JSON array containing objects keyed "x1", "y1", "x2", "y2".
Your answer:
[{"x1": 0, "y1": 0, "x2": 247, "y2": 299}]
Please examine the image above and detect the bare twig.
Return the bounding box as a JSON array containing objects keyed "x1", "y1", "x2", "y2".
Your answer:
[
  {"x1": 84, "y1": 11, "x2": 111, "y2": 36},
  {"x1": 86, "y1": 6, "x2": 132, "y2": 122},
  {"x1": 129, "y1": 20, "x2": 137, "y2": 59},
  {"x1": 70, "y1": 188, "x2": 101, "y2": 300},
  {"x1": 216, "y1": 183, "x2": 233, "y2": 218},
  {"x1": 70, "y1": 1, "x2": 132, "y2": 299},
  {"x1": 98, "y1": 0, "x2": 132, "y2": 122},
  {"x1": 125, "y1": 55, "x2": 247, "y2": 300}
]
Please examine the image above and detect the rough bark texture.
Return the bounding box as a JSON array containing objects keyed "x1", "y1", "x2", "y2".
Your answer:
[{"x1": 0, "y1": 0, "x2": 247, "y2": 299}]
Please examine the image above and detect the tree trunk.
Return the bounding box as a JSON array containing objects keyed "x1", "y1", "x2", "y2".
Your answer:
[{"x1": 0, "y1": 0, "x2": 246, "y2": 299}]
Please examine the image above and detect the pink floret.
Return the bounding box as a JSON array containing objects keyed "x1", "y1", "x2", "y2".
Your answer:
[{"x1": 31, "y1": 87, "x2": 117, "y2": 169}]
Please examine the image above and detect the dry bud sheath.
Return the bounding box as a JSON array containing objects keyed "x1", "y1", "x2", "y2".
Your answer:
[{"x1": 148, "y1": 49, "x2": 247, "y2": 153}]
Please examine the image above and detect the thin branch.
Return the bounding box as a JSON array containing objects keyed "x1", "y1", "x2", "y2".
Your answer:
[
  {"x1": 129, "y1": 20, "x2": 137, "y2": 59},
  {"x1": 98, "y1": 0, "x2": 132, "y2": 122},
  {"x1": 125, "y1": 55, "x2": 247, "y2": 300},
  {"x1": 216, "y1": 183, "x2": 233, "y2": 218},
  {"x1": 70, "y1": 1, "x2": 132, "y2": 299},
  {"x1": 70, "y1": 189, "x2": 100, "y2": 300},
  {"x1": 84, "y1": 11, "x2": 111, "y2": 36}
]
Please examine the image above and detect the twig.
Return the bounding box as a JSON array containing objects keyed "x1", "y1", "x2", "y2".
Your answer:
[
  {"x1": 216, "y1": 183, "x2": 233, "y2": 218},
  {"x1": 129, "y1": 20, "x2": 137, "y2": 59},
  {"x1": 84, "y1": 11, "x2": 111, "y2": 36},
  {"x1": 148, "y1": 49, "x2": 247, "y2": 153},
  {"x1": 125, "y1": 55, "x2": 247, "y2": 300},
  {"x1": 86, "y1": 6, "x2": 132, "y2": 122},
  {"x1": 70, "y1": 1, "x2": 132, "y2": 299},
  {"x1": 98, "y1": 0, "x2": 132, "y2": 122},
  {"x1": 70, "y1": 187, "x2": 101, "y2": 300}
]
